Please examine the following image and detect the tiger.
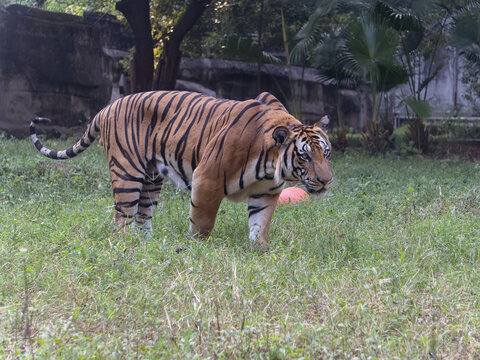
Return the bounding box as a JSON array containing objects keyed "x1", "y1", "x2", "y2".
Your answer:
[{"x1": 30, "y1": 91, "x2": 334, "y2": 244}]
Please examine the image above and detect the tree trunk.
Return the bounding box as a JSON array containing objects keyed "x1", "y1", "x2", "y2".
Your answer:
[
  {"x1": 116, "y1": 0, "x2": 153, "y2": 93},
  {"x1": 256, "y1": 0, "x2": 264, "y2": 93},
  {"x1": 153, "y1": 0, "x2": 212, "y2": 90}
]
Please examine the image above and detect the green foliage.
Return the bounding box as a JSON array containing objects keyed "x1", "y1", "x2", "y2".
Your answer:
[
  {"x1": 219, "y1": 35, "x2": 281, "y2": 64},
  {"x1": 150, "y1": 0, "x2": 189, "y2": 59},
  {"x1": 1, "y1": 137, "x2": 480, "y2": 358},
  {"x1": 344, "y1": 12, "x2": 407, "y2": 92},
  {"x1": 42, "y1": 0, "x2": 117, "y2": 15},
  {"x1": 0, "y1": 0, "x2": 118, "y2": 15},
  {"x1": 184, "y1": 0, "x2": 317, "y2": 58},
  {"x1": 291, "y1": 0, "x2": 409, "y2": 153},
  {"x1": 404, "y1": 97, "x2": 433, "y2": 118}
]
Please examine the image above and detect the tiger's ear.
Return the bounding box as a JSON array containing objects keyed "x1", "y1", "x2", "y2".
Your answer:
[
  {"x1": 272, "y1": 126, "x2": 290, "y2": 146},
  {"x1": 314, "y1": 115, "x2": 330, "y2": 133}
]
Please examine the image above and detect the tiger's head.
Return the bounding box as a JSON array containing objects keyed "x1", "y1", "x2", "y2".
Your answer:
[{"x1": 273, "y1": 116, "x2": 334, "y2": 198}]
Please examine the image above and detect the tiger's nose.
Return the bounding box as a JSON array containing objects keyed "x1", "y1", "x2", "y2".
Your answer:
[{"x1": 318, "y1": 177, "x2": 334, "y2": 188}]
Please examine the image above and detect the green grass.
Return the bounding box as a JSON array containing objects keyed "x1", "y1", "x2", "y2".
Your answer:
[{"x1": 1, "y1": 137, "x2": 479, "y2": 359}]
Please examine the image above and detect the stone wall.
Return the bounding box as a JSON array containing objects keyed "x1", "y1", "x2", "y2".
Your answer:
[
  {"x1": 0, "y1": 5, "x2": 364, "y2": 138},
  {"x1": 177, "y1": 58, "x2": 364, "y2": 127},
  {"x1": 0, "y1": 5, "x2": 132, "y2": 137},
  {"x1": 1, "y1": 5, "x2": 477, "y2": 139}
]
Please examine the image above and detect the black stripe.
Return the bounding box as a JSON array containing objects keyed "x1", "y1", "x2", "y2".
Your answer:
[
  {"x1": 138, "y1": 202, "x2": 158, "y2": 208},
  {"x1": 140, "y1": 195, "x2": 158, "y2": 200},
  {"x1": 196, "y1": 99, "x2": 229, "y2": 155},
  {"x1": 283, "y1": 143, "x2": 290, "y2": 166},
  {"x1": 159, "y1": 93, "x2": 191, "y2": 163},
  {"x1": 173, "y1": 94, "x2": 204, "y2": 136},
  {"x1": 87, "y1": 131, "x2": 96, "y2": 143},
  {"x1": 223, "y1": 171, "x2": 228, "y2": 195},
  {"x1": 259, "y1": 93, "x2": 270, "y2": 103},
  {"x1": 214, "y1": 102, "x2": 259, "y2": 161},
  {"x1": 248, "y1": 205, "x2": 268, "y2": 217},
  {"x1": 269, "y1": 182, "x2": 284, "y2": 191},
  {"x1": 112, "y1": 97, "x2": 146, "y2": 175},
  {"x1": 33, "y1": 139, "x2": 43, "y2": 151},
  {"x1": 145, "y1": 186, "x2": 163, "y2": 192},
  {"x1": 239, "y1": 110, "x2": 266, "y2": 137},
  {"x1": 116, "y1": 199, "x2": 139, "y2": 207},
  {"x1": 239, "y1": 142, "x2": 253, "y2": 189},
  {"x1": 250, "y1": 193, "x2": 270, "y2": 199},
  {"x1": 255, "y1": 147, "x2": 265, "y2": 180},
  {"x1": 191, "y1": 147, "x2": 197, "y2": 173},
  {"x1": 113, "y1": 188, "x2": 141, "y2": 194},
  {"x1": 110, "y1": 157, "x2": 145, "y2": 182},
  {"x1": 173, "y1": 95, "x2": 206, "y2": 184}
]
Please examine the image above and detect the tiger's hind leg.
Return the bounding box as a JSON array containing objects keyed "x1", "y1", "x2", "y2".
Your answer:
[
  {"x1": 136, "y1": 174, "x2": 163, "y2": 231},
  {"x1": 112, "y1": 179, "x2": 143, "y2": 229},
  {"x1": 109, "y1": 165, "x2": 145, "y2": 229}
]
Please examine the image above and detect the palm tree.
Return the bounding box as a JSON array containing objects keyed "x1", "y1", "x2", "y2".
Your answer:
[
  {"x1": 451, "y1": 1, "x2": 480, "y2": 69},
  {"x1": 291, "y1": 0, "x2": 408, "y2": 152},
  {"x1": 450, "y1": 1, "x2": 480, "y2": 115}
]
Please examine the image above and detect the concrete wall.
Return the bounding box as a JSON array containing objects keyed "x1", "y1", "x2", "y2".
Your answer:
[
  {"x1": 0, "y1": 5, "x2": 363, "y2": 137},
  {"x1": 0, "y1": 5, "x2": 132, "y2": 137},
  {"x1": 391, "y1": 48, "x2": 480, "y2": 118},
  {"x1": 177, "y1": 58, "x2": 365, "y2": 127}
]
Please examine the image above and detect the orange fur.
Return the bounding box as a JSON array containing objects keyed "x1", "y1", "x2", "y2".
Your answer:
[{"x1": 30, "y1": 91, "x2": 333, "y2": 243}]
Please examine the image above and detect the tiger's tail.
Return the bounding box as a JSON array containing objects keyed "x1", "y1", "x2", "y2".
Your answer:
[{"x1": 30, "y1": 116, "x2": 101, "y2": 160}]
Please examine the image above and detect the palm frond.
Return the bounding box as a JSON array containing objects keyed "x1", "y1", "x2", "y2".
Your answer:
[
  {"x1": 373, "y1": 1, "x2": 422, "y2": 32},
  {"x1": 461, "y1": 45, "x2": 480, "y2": 67},
  {"x1": 403, "y1": 97, "x2": 432, "y2": 118},
  {"x1": 345, "y1": 12, "x2": 399, "y2": 70},
  {"x1": 402, "y1": 30, "x2": 423, "y2": 54},
  {"x1": 451, "y1": 4, "x2": 480, "y2": 68},
  {"x1": 291, "y1": 0, "x2": 341, "y2": 64},
  {"x1": 376, "y1": 62, "x2": 408, "y2": 91}
]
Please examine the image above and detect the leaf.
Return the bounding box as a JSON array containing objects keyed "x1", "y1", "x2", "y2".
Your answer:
[
  {"x1": 345, "y1": 13, "x2": 399, "y2": 69},
  {"x1": 376, "y1": 63, "x2": 408, "y2": 92},
  {"x1": 450, "y1": 2, "x2": 480, "y2": 68},
  {"x1": 373, "y1": 1, "x2": 423, "y2": 32},
  {"x1": 404, "y1": 97, "x2": 432, "y2": 118},
  {"x1": 403, "y1": 30, "x2": 423, "y2": 54}
]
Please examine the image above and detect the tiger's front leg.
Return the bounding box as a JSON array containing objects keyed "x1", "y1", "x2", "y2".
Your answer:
[
  {"x1": 247, "y1": 193, "x2": 280, "y2": 244},
  {"x1": 189, "y1": 171, "x2": 223, "y2": 238}
]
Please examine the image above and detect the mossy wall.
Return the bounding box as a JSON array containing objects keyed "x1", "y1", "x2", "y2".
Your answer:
[{"x1": 0, "y1": 5, "x2": 132, "y2": 137}]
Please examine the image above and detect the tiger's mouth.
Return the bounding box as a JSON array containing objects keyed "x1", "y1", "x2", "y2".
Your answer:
[
  {"x1": 306, "y1": 187, "x2": 327, "y2": 195},
  {"x1": 302, "y1": 180, "x2": 333, "y2": 198}
]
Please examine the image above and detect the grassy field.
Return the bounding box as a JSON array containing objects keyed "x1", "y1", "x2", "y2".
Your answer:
[{"x1": 0, "y1": 136, "x2": 479, "y2": 359}]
